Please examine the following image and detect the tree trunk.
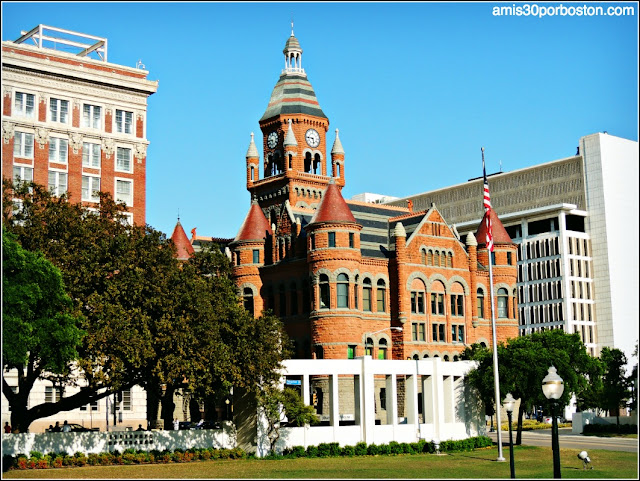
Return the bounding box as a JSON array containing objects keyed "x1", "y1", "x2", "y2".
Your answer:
[
  {"x1": 145, "y1": 381, "x2": 161, "y2": 429},
  {"x1": 160, "y1": 385, "x2": 176, "y2": 430},
  {"x1": 10, "y1": 393, "x2": 32, "y2": 433},
  {"x1": 516, "y1": 402, "x2": 525, "y2": 445}
]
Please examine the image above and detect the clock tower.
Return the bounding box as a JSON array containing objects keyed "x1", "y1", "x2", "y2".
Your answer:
[{"x1": 245, "y1": 26, "x2": 345, "y2": 220}]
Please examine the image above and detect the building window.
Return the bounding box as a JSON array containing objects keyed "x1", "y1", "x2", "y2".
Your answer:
[
  {"x1": 419, "y1": 323, "x2": 426, "y2": 341},
  {"x1": 48, "y1": 171, "x2": 67, "y2": 197},
  {"x1": 49, "y1": 98, "x2": 69, "y2": 123},
  {"x1": 431, "y1": 293, "x2": 445, "y2": 316},
  {"x1": 49, "y1": 137, "x2": 68, "y2": 163},
  {"x1": 319, "y1": 274, "x2": 330, "y2": 309},
  {"x1": 82, "y1": 176, "x2": 101, "y2": 202},
  {"x1": 14, "y1": 92, "x2": 35, "y2": 117},
  {"x1": 427, "y1": 250, "x2": 433, "y2": 265},
  {"x1": 412, "y1": 323, "x2": 418, "y2": 341},
  {"x1": 115, "y1": 109, "x2": 133, "y2": 134},
  {"x1": 115, "y1": 389, "x2": 132, "y2": 411},
  {"x1": 349, "y1": 232, "x2": 354, "y2": 248},
  {"x1": 328, "y1": 232, "x2": 336, "y2": 247},
  {"x1": 446, "y1": 253, "x2": 452, "y2": 268},
  {"x1": 243, "y1": 288, "x2": 253, "y2": 316},
  {"x1": 13, "y1": 165, "x2": 33, "y2": 186},
  {"x1": 83, "y1": 142, "x2": 101, "y2": 168},
  {"x1": 411, "y1": 291, "x2": 425, "y2": 314},
  {"x1": 45, "y1": 386, "x2": 62, "y2": 403},
  {"x1": 452, "y1": 325, "x2": 465, "y2": 343},
  {"x1": 310, "y1": 233, "x2": 315, "y2": 250},
  {"x1": 363, "y1": 278, "x2": 372, "y2": 311},
  {"x1": 347, "y1": 345, "x2": 356, "y2": 359},
  {"x1": 337, "y1": 273, "x2": 349, "y2": 308},
  {"x1": 116, "y1": 179, "x2": 133, "y2": 206},
  {"x1": 83, "y1": 104, "x2": 101, "y2": 129},
  {"x1": 432, "y1": 323, "x2": 446, "y2": 342},
  {"x1": 315, "y1": 346, "x2": 324, "y2": 359},
  {"x1": 450, "y1": 294, "x2": 464, "y2": 317},
  {"x1": 378, "y1": 338, "x2": 388, "y2": 360},
  {"x1": 354, "y1": 275, "x2": 359, "y2": 310},
  {"x1": 252, "y1": 249, "x2": 260, "y2": 264},
  {"x1": 497, "y1": 288, "x2": 509, "y2": 318},
  {"x1": 507, "y1": 251, "x2": 513, "y2": 265},
  {"x1": 477, "y1": 289, "x2": 484, "y2": 319},
  {"x1": 365, "y1": 337, "x2": 374, "y2": 356},
  {"x1": 116, "y1": 147, "x2": 132, "y2": 172},
  {"x1": 79, "y1": 399, "x2": 99, "y2": 411},
  {"x1": 379, "y1": 387, "x2": 387, "y2": 410},
  {"x1": 13, "y1": 132, "x2": 34, "y2": 159},
  {"x1": 376, "y1": 279, "x2": 386, "y2": 312}
]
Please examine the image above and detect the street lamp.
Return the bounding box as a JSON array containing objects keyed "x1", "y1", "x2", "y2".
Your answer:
[
  {"x1": 503, "y1": 393, "x2": 516, "y2": 479},
  {"x1": 542, "y1": 366, "x2": 564, "y2": 478}
]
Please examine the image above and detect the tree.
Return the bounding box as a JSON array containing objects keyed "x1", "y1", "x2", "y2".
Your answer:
[
  {"x1": 463, "y1": 329, "x2": 596, "y2": 444},
  {"x1": 258, "y1": 386, "x2": 319, "y2": 454},
  {"x1": 2, "y1": 226, "x2": 85, "y2": 432},
  {"x1": 600, "y1": 347, "x2": 629, "y2": 427},
  {"x1": 3, "y1": 180, "x2": 179, "y2": 431},
  {"x1": 628, "y1": 342, "x2": 638, "y2": 412}
]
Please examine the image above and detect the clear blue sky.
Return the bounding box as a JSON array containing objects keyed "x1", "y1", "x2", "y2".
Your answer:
[{"x1": 2, "y1": 2, "x2": 638, "y2": 239}]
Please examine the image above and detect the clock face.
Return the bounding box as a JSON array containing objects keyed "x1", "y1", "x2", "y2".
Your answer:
[
  {"x1": 267, "y1": 132, "x2": 278, "y2": 149},
  {"x1": 305, "y1": 129, "x2": 320, "y2": 148}
]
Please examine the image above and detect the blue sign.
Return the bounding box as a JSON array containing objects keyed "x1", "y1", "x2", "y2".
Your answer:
[{"x1": 285, "y1": 379, "x2": 301, "y2": 386}]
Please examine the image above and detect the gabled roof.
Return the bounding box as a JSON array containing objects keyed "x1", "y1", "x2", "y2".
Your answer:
[
  {"x1": 307, "y1": 182, "x2": 356, "y2": 226},
  {"x1": 170, "y1": 220, "x2": 195, "y2": 261},
  {"x1": 476, "y1": 209, "x2": 513, "y2": 247},
  {"x1": 234, "y1": 202, "x2": 272, "y2": 242}
]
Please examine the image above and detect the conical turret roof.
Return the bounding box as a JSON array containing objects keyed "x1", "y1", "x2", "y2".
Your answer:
[
  {"x1": 475, "y1": 209, "x2": 512, "y2": 248},
  {"x1": 234, "y1": 202, "x2": 273, "y2": 242},
  {"x1": 308, "y1": 182, "x2": 357, "y2": 226},
  {"x1": 171, "y1": 220, "x2": 195, "y2": 261}
]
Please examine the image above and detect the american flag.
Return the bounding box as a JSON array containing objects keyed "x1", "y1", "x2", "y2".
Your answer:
[{"x1": 482, "y1": 148, "x2": 494, "y2": 252}]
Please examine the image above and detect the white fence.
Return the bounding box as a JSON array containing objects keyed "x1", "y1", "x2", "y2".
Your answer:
[
  {"x1": 255, "y1": 356, "x2": 485, "y2": 456},
  {"x1": 1, "y1": 423, "x2": 236, "y2": 457},
  {"x1": 571, "y1": 411, "x2": 638, "y2": 434}
]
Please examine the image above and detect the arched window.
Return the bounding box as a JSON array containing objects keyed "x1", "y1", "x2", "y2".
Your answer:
[
  {"x1": 313, "y1": 153, "x2": 321, "y2": 174},
  {"x1": 421, "y1": 249, "x2": 426, "y2": 265},
  {"x1": 365, "y1": 337, "x2": 374, "y2": 356},
  {"x1": 413, "y1": 354, "x2": 419, "y2": 360},
  {"x1": 376, "y1": 279, "x2": 386, "y2": 312},
  {"x1": 446, "y1": 252, "x2": 452, "y2": 268},
  {"x1": 440, "y1": 251, "x2": 446, "y2": 267},
  {"x1": 423, "y1": 354, "x2": 429, "y2": 358},
  {"x1": 243, "y1": 288, "x2": 254, "y2": 316},
  {"x1": 288, "y1": 154, "x2": 292, "y2": 170},
  {"x1": 363, "y1": 278, "x2": 372, "y2": 312},
  {"x1": 250, "y1": 165, "x2": 255, "y2": 181},
  {"x1": 512, "y1": 288, "x2": 518, "y2": 319},
  {"x1": 477, "y1": 288, "x2": 485, "y2": 319},
  {"x1": 443, "y1": 355, "x2": 450, "y2": 362},
  {"x1": 434, "y1": 250, "x2": 440, "y2": 266},
  {"x1": 427, "y1": 250, "x2": 433, "y2": 266},
  {"x1": 378, "y1": 338, "x2": 388, "y2": 360},
  {"x1": 498, "y1": 288, "x2": 508, "y2": 318},
  {"x1": 304, "y1": 152, "x2": 312, "y2": 173},
  {"x1": 315, "y1": 345, "x2": 324, "y2": 359},
  {"x1": 290, "y1": 282, "x2": 298, "y2": 315},
  {"x1": 337, "y1": 273, "x2": 349, "y2": 308},
  {"x1": 319, "y1": 274, "x2": 330, "y2": 309},
  {"x1": 354, "y1": 275, "x2": 359, "y2": 310}
]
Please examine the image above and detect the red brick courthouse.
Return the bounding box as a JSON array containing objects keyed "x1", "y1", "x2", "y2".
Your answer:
[{"x1": 175, "y1": 30, "x2": 519, "y2": 361}]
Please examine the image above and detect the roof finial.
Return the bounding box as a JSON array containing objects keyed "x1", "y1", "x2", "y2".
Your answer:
[
  {"x1": 291, "y1": 17, "x2": 294, "y2": 36},
  {"x1": 177, "y1": 208, "x2": 180, "y2": 222}
]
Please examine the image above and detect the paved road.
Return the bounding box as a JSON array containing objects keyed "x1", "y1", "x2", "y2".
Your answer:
[{"x1": 487, "y1": 427, "x2": 638, "y2": 453}]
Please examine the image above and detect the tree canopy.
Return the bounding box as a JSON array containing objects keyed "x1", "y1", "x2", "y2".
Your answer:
[{"x1": 2, "y1": 179, "x2": 289, "y2": 431}]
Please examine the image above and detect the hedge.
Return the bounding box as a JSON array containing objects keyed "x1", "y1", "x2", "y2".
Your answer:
[{"x1": 582, "y1": 423, "x2": 637, "y2": 435}]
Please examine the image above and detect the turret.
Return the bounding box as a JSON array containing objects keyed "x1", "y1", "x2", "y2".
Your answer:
[
  {"x1": 170, "y1": 219, "x2": 195, "y2": 261},
  {"x1": 246, "y1": 132, "x2": 260, "y2": 190},
  {"x1": 330, "y1": 128, "x2": 345, "y2": 187}
]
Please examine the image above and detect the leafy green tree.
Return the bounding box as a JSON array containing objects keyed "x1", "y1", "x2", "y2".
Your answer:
[
  {"x1": 2, "y1": 227, "x2": 85, "y2": 432},
  {"x1": 258, "y1": 386, "x2": 319, "y2": 454},
  {"x1": 600, "y1": 347, "x2": 629, "y2": 427},
  {"x1": 628, "y1": 343, "x2": 638, "y2": 412},
  {"x1": 463, "y1": 329, "x2": 595, "y2": 444}
]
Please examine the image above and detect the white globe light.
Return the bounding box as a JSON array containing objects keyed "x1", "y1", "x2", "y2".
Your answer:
[
  {"x1": 503, "y1": 393, "x2": 516, "y2": 413},
  {"x1": 541, "y1": 366, "x2": 564, "y2": 400}
]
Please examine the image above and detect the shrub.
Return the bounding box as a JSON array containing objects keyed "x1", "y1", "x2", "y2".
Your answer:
[
  {"x1": 74, "y1": 453, "x2": 87, "y2": 466},
  {"x1": 284, "y1": 445, "x2": 306, "y2": 458},
  {"x1": 35, "y1": 458, "x2": 49, "y2": 469},
  {"x1": 366, "y1": 443, "x2": 379, "y2": 456},
  {"x1": 388, "y1": 441, "x2": 402, "y2": 455},
  {"x1": 87, "y1": 453, "x2": 100, "y2": 466},
  {"x1": 401, "y1": 442, "x2": 415, "y2": 454},
  {"x1": 354, "y1": 442, "x2": 368, "y2": 456},
  {"x1": 317, "y1": 443, "x2": 332, "y2": 457},
  {"x1": 29, "y1": 451, "x2": 43, "y2": 460},
  {"x1": 377, "y1": 443, "x2": 391, "y2": 455},
  {"x1": 306, "y1": 445, "x2": 318, "y2": 458},
  {"x1": 52, "y1": 456, "x2": 63, "y2": 468},
  {"x1": 341, "y1": 445, "x2": 355, "y2": 456}
]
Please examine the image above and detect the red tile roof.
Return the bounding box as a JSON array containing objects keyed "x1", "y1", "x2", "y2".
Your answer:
[
  {"x1": 234, "y1": 202, "x2": 272, "y2": 242},
  {"x1": 171, "y1": 221, "x2": 195, "y2": 260},
  {"x1": 476, "y1": 209, "x2": 513, "y2": 246},
  {"x1": 308, "y1": 182, "x2": 357, "y2": 225}
]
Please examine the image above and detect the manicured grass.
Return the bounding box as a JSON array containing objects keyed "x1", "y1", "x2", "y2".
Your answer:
[{"x1": 3, "y1": 446, "x2": 637, "y2": 479}]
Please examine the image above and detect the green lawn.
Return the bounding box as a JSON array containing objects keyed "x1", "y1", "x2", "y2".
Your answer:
[{"x1": 3, "y1": 446, "x2": 637, "y2": 479}]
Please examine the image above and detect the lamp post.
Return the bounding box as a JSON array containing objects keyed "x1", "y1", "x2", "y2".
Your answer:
[
  {"x1": 503, "y1": 393, "x2": 516, "y2": 479},
  {"x1": 542, "y1": 366, "x2": 564, "y2": 478},
  {"x1": 364, "y1": 326, "x2": 402, "y2": 357}
]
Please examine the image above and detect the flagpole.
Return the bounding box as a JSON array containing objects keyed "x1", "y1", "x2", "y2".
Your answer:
[{"x1": 482, "y1": 147, "x2": 505, "y2": 462}]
